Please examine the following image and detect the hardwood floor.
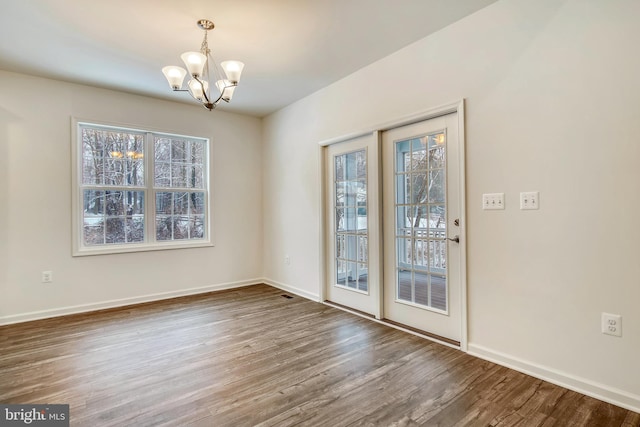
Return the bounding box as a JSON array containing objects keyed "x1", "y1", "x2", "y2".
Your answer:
[{"x1": 0, "y1": 284, "x2": 638, "y2": 426}]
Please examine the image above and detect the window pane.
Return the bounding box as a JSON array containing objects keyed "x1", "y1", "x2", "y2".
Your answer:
[
  {"x1": 83, "y1": 190, "x2": 103, "y2": 215},
  {"x1": 336, "y1": 208, "x2": 345, "y2": 231},
  {"x1": 397, "y1": 269, "x2": 412, "y2": 302},
  {"x1": 411, "y1": 139, "x2": 427, "y2": 172},
  {"x1": 357, "y1": 208, "x2": 367, "y2": 232},
  {"x1": 411, "y1": 173, "x2": 427, "y2": 204},
  {"x1": 191, "y1": 164, "x2": 204, "y2": 189},
  {"x1": 190, "y1": 192, "x2": 205, "y2": 215},
  {"x1": 191, "y1": 141, "x2": 206, "y2": 165},
  {"x1": 429, "y1": 144, "x2": 445, "y2": 169},
  {"x1": 105, "y1": 191, "x2": 125, "y2": 216},
  {"x1": 156, "y1": 192, "x2": 173, "y2": 215},
  {"x1": 346, "y1": 234, "x2": 357, "y2": 261},
  {"x1": 83, "y1": 221, "x2": 104, "y2": 246},
  {"x1": 190, "y1": 216, "x2": 205, "y2": 239},
  {"x1": 429, "y1": 240, "x2": 447, "y2": 270},
  {"x1": 356, "y1": 150, "x2": 366, "y2": 179},
  {"x1": 155, "y1": 162, "x2": 171, "y2": 187},
  {"x1": 171, "y1": 139, "x2": 188, "y2": 162},
  {"x1": 335, "y1": 155, "x2": 345, "y2": 182},
  {"x1": 396, "y1": 206, "x2": 409, "y2": 235},
  {"x1": 127, "y1": 217, "x2": 145, "y2": 243},
  {"x1": 344, "y1": 208, "x2": 357, "y2": 231},
  {"x1": 171, "y1": 164, "x2": 189, "y2": 188},
  {"x1": 345, "y1": 152, "x2": 357, "y2": 180},
  {"x1": 429, "y1": 205, "x2": 446, "y2": 231},
  {"x1": 396, "y1": 175, "x2": 411, "y2": 205},
  {"x1": 355, "y1": 180, "x2": 366, "y2": 205},
  {"x1": 397, "y1": 238, "x2": 412, "y2": 268},
  {"x1": 156, "y1": 216, "x2": 172, "y2": 241},
  {"x1": 105, "y1": 217, "x2": 125, "y2": 244},
  {"x1": 336, "y1": 259, "x2": 346, "y2": 286},
  {"x1": 82, "y1": 139, "x2": 103, "y2": 185},
  {"x1": 104, "y1": 158, "x2": 125, "y2": 186},
  {"x1": 336, "y1": 233, "x2": 345, "y2": 259},
  {"x1": 346, "y1": 261, "x2": 357, "y2": 288},
  {"x1": 357, "y1": 263, "x2": 368, "y2": 292},
  {"x1": 173, "y1": 192, "x2": 189, "y2": 215},
  {"x1": 431, "y1": 274, "x2": 447, "y2": 311},
  {"x1": 155, "y1": 139, "x2": 171, "y2": 162},
  {"x1": 357, "y1": 235, "x2": 368, "y2": 262},
  {"x1": 345, "y1": 181, "x2": 356, "y2": 207},
  {"x1": 125, "y1": 158, "x2": 144, "y2": 186},
  {"x1": 428, "y1": 170, "x2": 445, "y2": 203},
  {"x1": 126, "y1": 191, "x2": 145, "y2": 216},
  {"x1": 335, "y1": 182, "x2": 345, "y2": 207},
  {"x1": 414, "y1": 270, "x2": 429, "y2": 306},
  {"x1": 173, "y1": 216, "x2": 189, "y2": 240}
]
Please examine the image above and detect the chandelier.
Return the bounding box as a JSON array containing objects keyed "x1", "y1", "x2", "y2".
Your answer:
[{"x1": 162, "y1": 19, "x2": 244, "y2": 110}]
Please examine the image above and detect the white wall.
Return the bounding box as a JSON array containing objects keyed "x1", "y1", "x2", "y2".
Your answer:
[
  {"x1": 262, "y1": 0, "x2": 640, "y2": 411},
  {"x1": 0, "y1": 71, "x2": 263, "y2": 322}
]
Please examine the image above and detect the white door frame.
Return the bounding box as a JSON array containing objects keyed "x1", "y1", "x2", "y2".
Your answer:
[{"x1": 318, "y1": 100, "x2": 467, "y2": 351}]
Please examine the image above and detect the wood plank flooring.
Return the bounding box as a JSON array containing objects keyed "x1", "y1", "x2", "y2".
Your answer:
[{"x1": 0, "y1": 284, "x2": 638, "y2": 426}]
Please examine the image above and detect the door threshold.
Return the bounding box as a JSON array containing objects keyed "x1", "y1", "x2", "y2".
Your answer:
[
  {"x1": 323, "y1": 300, "x2": 375, "y2": 319},
  {"x1": 381, "y1": 318, "x2": 460, "y2": 348},
  {"x1": 323, "y1": 300, "x2": 460, "y2": 349}
]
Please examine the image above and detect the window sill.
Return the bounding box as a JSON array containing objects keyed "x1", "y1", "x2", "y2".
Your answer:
[{"x1": 72, "y1": 240, "x2": 214, "y2": 257}]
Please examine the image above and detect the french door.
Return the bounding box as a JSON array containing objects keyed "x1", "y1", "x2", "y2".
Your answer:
[
  {"x1": 382, "y1": 113, "x2": 462, "y2": 343},
  {"x1": 325, "y1": 134, "x2": 381, "y2": 317},
  {"x1": 324, "y1": 109, "x2": 464, "y2": 345}
]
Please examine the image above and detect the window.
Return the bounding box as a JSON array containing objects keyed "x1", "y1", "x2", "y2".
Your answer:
[{"x1": 72, "y1": 121, "x2": 211, "y2": 255}]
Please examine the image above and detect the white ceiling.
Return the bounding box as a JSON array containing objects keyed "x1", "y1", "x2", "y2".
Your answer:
[{"x1": 0, "y1": 0, "x2": 497, "y2": 117}]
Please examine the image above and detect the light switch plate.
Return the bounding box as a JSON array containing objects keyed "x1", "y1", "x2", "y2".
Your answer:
[
  {"x1": 520, "y1": 191, "x2": 539, "y2": 210},
  {"x1": 482, "y1": 193, "x2": 505, "y2": 210}
]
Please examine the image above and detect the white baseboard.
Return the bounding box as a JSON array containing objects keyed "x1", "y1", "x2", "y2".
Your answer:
[
  {"x1": 0, "y1": 278, "x2": 263, "y2": 326},
  {"x1": 468, "y1": 343, "x2": 640, "y2": 414},
  {"x1": 261, "y1": 278, "x2": 320, "y2": 302}
]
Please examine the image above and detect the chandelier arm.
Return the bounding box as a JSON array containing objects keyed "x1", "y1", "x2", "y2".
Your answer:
[
  {"x1": 219, "y1": 84, "x2": 236, "y2": 103},
  {"x1": 209, "y1": 91, "x2": 225, "y2": 107},
  {"x1": 192, "y1": 76, "x2": 211, "y2": 104}
]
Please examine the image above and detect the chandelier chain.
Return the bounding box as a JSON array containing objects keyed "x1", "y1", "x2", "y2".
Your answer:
[{"x1": 201, "y1": 31, "x2": 210, "y2": 56}]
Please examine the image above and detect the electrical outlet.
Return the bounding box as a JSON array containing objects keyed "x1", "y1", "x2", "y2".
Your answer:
[
  {"x1": 42, "y1": 271, "x2": 53, "y2": 283},
  {"x1": 520, "y1": 191, "x2": 539, "y2": 210},
  {"x1": 285, "y1": 255, "x2": 290, "y2": 265},
  {"x1": 482, "y1": 193, "x2": 505, "y2": 210},
  {"x1": 601, "y1": 313, "x2": 622, "y2": 337}
]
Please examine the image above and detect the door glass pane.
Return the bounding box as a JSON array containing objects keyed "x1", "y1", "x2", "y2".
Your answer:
[
  {"x1": 395, "y1": 135, "x2": 447, "y2": 310},
  {"x1": 336, "y1": 259, "x2": 346, "y2": 286},
  {"x1": 357, "y1": 263, "x2": 368, "y2": 291},
  {"x1": 334, "y1": 149, "x2": 368, "y2": 292}
]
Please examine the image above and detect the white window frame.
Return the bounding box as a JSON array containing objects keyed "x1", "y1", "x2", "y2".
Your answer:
[{"x1": 71, "y1": 118, "x2": 213, "y2": 256}]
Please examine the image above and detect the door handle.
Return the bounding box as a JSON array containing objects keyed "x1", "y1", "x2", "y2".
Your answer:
[{"x1": 447, "y1": 235, "x2": 460, "y2": 243}]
